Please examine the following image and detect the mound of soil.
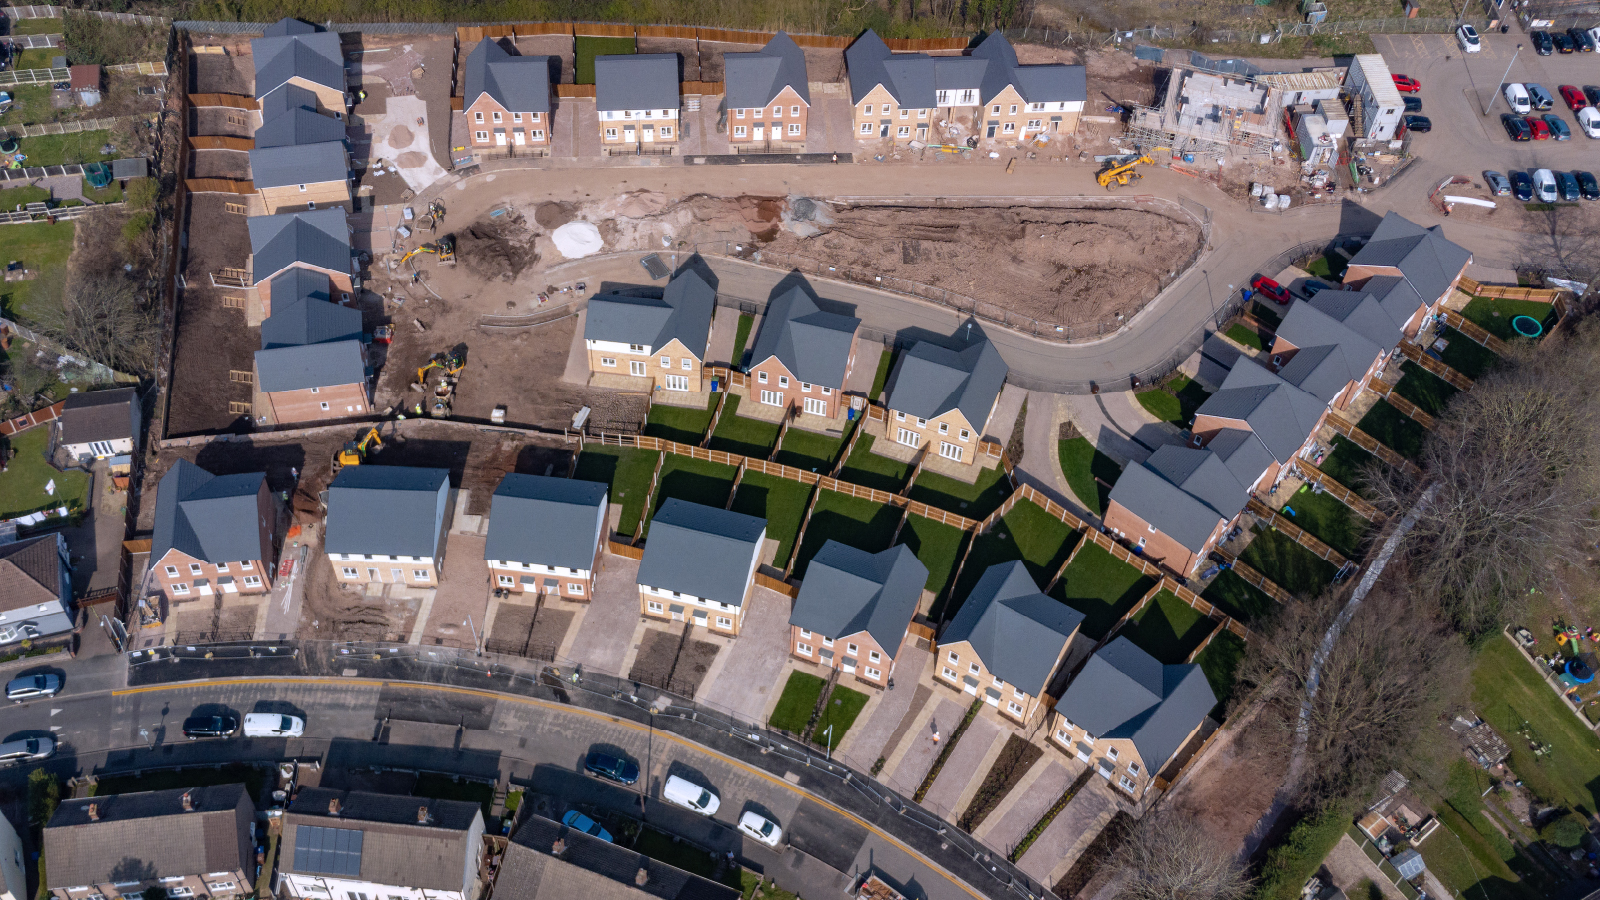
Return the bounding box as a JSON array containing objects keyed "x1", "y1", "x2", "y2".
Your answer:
[
  {"x1": 534, "y1": 201, "x2": 577, "y2": 229},
  {"x1": 455, "y1": 212, "x2": 538, "y2": 282}
]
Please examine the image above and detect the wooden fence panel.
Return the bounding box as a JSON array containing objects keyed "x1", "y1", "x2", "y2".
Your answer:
[
  {"x1": 555, "y1": 84, "x2": 596, "y2": 98},
  {"x1": 515, "y1": 22, "x2": 574, "y2": 35},
  {"x1": 884, "y1": 37, "x2": 969, "y2": 50},
  {"x1": 754, "y1": 571, "x2": 799, "y2": 597},
  {"x1": 0, "y1": 400, "x2": 64, "y2": 437},
  {"x1": 1245, "y1": 497, "x2": 1347, "y2": 566},
  {"x1": 188, "y1": 92, "x2": 257, "y2": 109},
  {"x1": 1293, "y1": 460, "x2": 1382, "y2": 521},
  {"x1": 184, "y1": 177, "x2": 254, "y2": 193},
  {"x1": 680, "y1": 80, "x2": 723, "y2": 95},
  {"x1": 573, "y1": 22, "x2": 634, "y2": 37},
  {"x1": 188, "y1": 134, "x2": 252, "y2": 150},
  {"x1": 1366, "y1": 376, "x2": 1435, "y2": 430},
  {"x1": 637, "y1": 24, "x2": 697, "y2": 38},
  {"x1": 1211, "y1": 549, "x2": 1294, "y2": 604},
  {"x1": 696, "y1": 27, "x2": 774, "y2": 44},
  {"x1": 789, "y1": 33, "x2": 851, "y2": 47},
  {"x1": 1397, "y1": 341, "x2": 1473, "y2": 390},
  {"x1": 902, "y1": 500, "x2": 976, "y2": 531},
  {"x1": 607, "y1": 539, "x2": 644, "y2": 559},
  {"x1": 1441, "y1": 308, "x2": 1510, "y2": 355},
  {"x1": 1323, "y1": 412, "x2": 1424, "y2": 478}
]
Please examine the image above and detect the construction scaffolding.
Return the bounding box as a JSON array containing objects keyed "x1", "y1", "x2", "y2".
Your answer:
[{"x1": 1127, "y1": 66, "x2": 1287, "y2": 158}]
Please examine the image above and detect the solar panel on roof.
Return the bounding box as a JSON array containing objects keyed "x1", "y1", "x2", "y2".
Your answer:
[{"x1": 294, "y1": 824, "x2": 363, "y2": 877}]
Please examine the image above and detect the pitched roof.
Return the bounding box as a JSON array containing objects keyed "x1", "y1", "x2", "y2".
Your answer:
[
  {"x1": 584, "y1": 269, "x2": 715, "y2": 358},
  {"x1": 463, "y1": 38, "x2": 552, "y2": 113},
  {"x1": 497, "y1": 814, "x2": 740, "y2": 900},
  {"x1": 636, "y1": 499, "x2": 765, "y2": 607},
  {"x1": 1106, "y1": 463, "x2": 1227, "y2": 555},
  {"x1": 249, "y1": 140, "x2": 348, "y2": 189},
  {"x1": 252, "y1": 20, "x2": 345, "y2": 98},
  {"x1": 1273, "y1": 301, "x2": 1384, "y2": 404},
  {"x1": 789, "y1": 542, "x2": 925, "y2": 651},
  {"x1": 595, "y1": 54, "x2": 680, "y2": 112},
  {"x1": 1145, "y1": 445, "x2": 1249, "y2": 520},
  {"x1": 847, "y1": 31, "x2": 935, "y2": 107},
  {"x1": 261, "y1": 293, "x2": 363, "y2": 349},
  {"x1": 258, "y1": 83, "x2": 322, "y2": 119},
  {"x1": 885, "y1": 336, "x2": 1008, "y2": 430},
  {"x1": 324, "y1": 466, "x2": 449, "y2": 558},
  {"x1": 44, "y1": 784, "x2": 254, "y2": 889},
  {"x1": 970, "y1": 32, "x2": 1085, "y2": 105},
  {"x1": 748, "y1": 286, "x2": 860, "y2": 387},
  {"x1": 0, "y1": 535, "x2": 61, "y2": 614},
  {"x1": 847, "y1": 29, "x2": 1083, "y2": 107},
  {"x1": 283, "y1": 788, "x2": 481, "y2": 892},
  {"x1": 61, "y1": 386, "x2": 136, "y2": 445},
  {"x1": 254, "y1": 104, "x2": 347, "y2": 149},
  {"x1": 1360, "y1": 275, "x2": 1428, "y2": 331},
  {"x1": 1308, "y1": 289, "x2": 1403, "y2": 349},
  {"x1": 1204, "y1": 428, "x2": 1276, "y2": 494},
  {"x1": 1194, "y1": 361, "x2": 1325, "y2": 463},
  {"x1": 151, "y1": 460, "x2": 265, "y2": 567},
  {"x1": 940, "y1": 561, "x2": 1083, "y2": 696},
  {"x1": 1345, "y1": 212, "x2": 1472, "y2": 305},
  {"x1": 255, "y1": 340, "x2": 366, "y2": 392},
  {"x1": 69, "y1": 65, "x2": 100, "y2": 90},
  {"x1": 248, "y1": 207, "x2": 352, "y2": 282},
  {"x1": 1055, "y1": 636, "x2": 1217, "y2": 772},
  {"x1": 724, "y1": 32, "x2": 811, "y2": 110},
  {"x1": 484, "y1": 474, "x2": 608, "y2": 570}
]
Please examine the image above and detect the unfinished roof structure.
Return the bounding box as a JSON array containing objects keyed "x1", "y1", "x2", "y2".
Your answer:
[{"x1": 1128, "y1": 66, "x2": 1282, "y2": 157}]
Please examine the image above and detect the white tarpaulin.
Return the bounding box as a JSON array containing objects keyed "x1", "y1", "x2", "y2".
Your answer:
[
  {"x1": 44, "y1": 479, "x2": 54, "y2": 496},
  {"x1": 552, "y1": 222, "x2": 604, "y2": 259}
]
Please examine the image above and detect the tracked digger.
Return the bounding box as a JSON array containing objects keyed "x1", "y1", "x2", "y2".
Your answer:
[{"x1": 332, "y1": 427, "x2": 384, "y2": 473}]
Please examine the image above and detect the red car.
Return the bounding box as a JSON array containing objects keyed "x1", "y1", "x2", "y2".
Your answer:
[
  {"x1": 1251, "y1": 275, "x2": 1292, "y2": 305},
  {"x1": 1528, "y1": 116, "x2": 1552, "y2": 139},
  {"x1": 1392, "y1": 74, "x2": 1421, "y2": 92},
  {"x1": 1561, "y1": 84, "x2": 1588, "y2": 110}
]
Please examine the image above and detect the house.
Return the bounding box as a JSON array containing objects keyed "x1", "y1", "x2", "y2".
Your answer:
[
  {"x1": 883, "y1": 334, "x2": 1008, "y2": 466},
  {"x1": 0, "y1": 533, "x2": 73, "y2": 645},
  {"x1": 485, "y1": 474, "x2": 608, "y2": 600},
  {"x1": 69, "y1": 65, "x2": 100, "y2": 107},
  {"x1": 1340, "y1": 212, "x2": 1473, "y2": 336},
  {"x1": 249, "y1": 139, "x2": 351, "y2": 213},
  {"x1": 968, "y1": 32, "x2": 1087, "y2": 140},
  {"x1": 254, "y1": 275, "x2": 370, "y2": 423},
  {"x1": 0, "y1": 811, "x2": 23, "y2": 900},
  {"x1": 585, "y1": 269, "x2": 716, "y2": 392},
  {"x1": 247, "y1": 208, "x2": 355, "y2": 318},
  {"x1": 935, "y1": 561, "x2": 1084, "y2": 725},
  {"x1": 150, "y1": 459, "x2": 275, "y2": 604},
  {"x1": 637, "y1": 498, "x2": 765, "y2": 635},
  {"x1": 324, "y1": 466, "x2": 450, "y2": 588},
  {"x1": 255, "y1": 84, "x2": 347, "y2": 150},
  {"x1": 1191, "y1": 361, "x2": 1325, "y2": 473},
  {"x1": 746, "y1": 286, "x2": 860, "y2": 421},
  {"x1": 723, "y1": 32, "x2": 810, "y2": 146},
  {"x1": 595, "y1": 54, "x2": 680, "y2": 147},
  {"x1": 278, "y1": 788, "x2": 485, "y2": 900},
  {"x1": 59, "y1": 387, "x2": 139, "y2": 461},
  {"x1": 252, "y1": 18, "x2": 347, "y2": 115},
  {"x1": 788, "y1": 542, "x2": 926, "y2": 688},
  {"x1": 495, "y1": 813, "x2": 740, "y2": 900},
  {"x1": 1050, "y1": 636, "x2": 1216, "y2": 799},
  {"x1": 1103, "y1": 447, "x2": 1247, "y2": 576},
  {"x1": 463, "y1": 38, "x2": 553, "y2": 150},
  {"x1": 1268, "y1": 294, "x2": 1389, "y2": 410},
  {"x1": 43, "y1": 784, "x2": 255, "y2": 900}
]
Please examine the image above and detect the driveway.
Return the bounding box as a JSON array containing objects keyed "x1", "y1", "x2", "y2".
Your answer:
[
  {"x1": 836, "y1": 641, "x2": 931, "y2": 771},
  {"x1": 919, "y1": 710, "x2": 1003, "y2": 821},
  {"x1": 1016, "y1": 776, "x2": 1117, "y2": 883},
  {"x1": 887, "y1": 695, "x2": 964, "y2": 797},
  {"x1": 420, "y1": 532, "x2": 491, "y2": 647},
  {"x1": 977, "y1": 758, "x2": 1080, "y2": 853},
  {"x1": 564, "y1": 553, "x2": 642, "y2": 673},
  {"x1": 701, "y1": 586, "x2": 793, "y2": 721}
]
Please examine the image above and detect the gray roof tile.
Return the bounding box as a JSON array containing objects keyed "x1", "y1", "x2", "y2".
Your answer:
[
  {"x1": 1145, "y1": 445, "x2": 1248, "y2": 520},
  {"x1": 1273, "y1": 301, "x2": 1384, "y2": 404},
  {"x1": 584, "y1": 269, "x2": 715, "y2": 357},
  {"x1": 0, "y1": 534, "x2": 63, "y2": 613},
  {"x1": 252, "y1": 20, "x2": 345, "y2": 99},
  {"x1": 249, "y1": 140, "x2": 348, "y2": 189},
  {"x1": 636, "y1": 499, "x2": 765, "y2": 607},
  {"x1": 847, "y1": 29, "x2": 1084, "y2": 107},
  {"x1": 1107, "y1": 462, "x2": 1227, "y2": 554},
  {"x1": 885, "y1": 336, "x2": 1007, "y2": 430},
  {"x1": 1055, "y1": 636, "x2": 1216, "y2": 773},
  {"x1": 485, "y1": 474, "x2": 608, "y2": 571},
  {"x1": 261, "y1": 292, "x2": 362, "y2": 349},
  {"x1": 748, "y1": 285, "x2": 859, "y2": 387},
  {"x1": 499, "y1": 814, "x2": 740, "y2": 900},
  {"x1": 595, "y1": 54, "x2": 680, "y2": 112},
  {"x1": 941, "y1": 561, "x2": 1083, "y2": 695},
  {"x1": 44, "y1": 784, "x2": 254, "y2": 890},
  {"x1": 724, "y1": 32, "x2": 810, "y2": 109},
  {"x1": 789, "y1": 542, "x2": 925, "y2": 652},
  {"x1": 255, "y1": 105, "x2": 347, "y2": 149},
  {"x1": 60, "y1": 386, "x2": 136, "y2": 445},
  {"x1": 1204, "y1": 428, "x2": 1276, "y2": 493},
  {"x1": 1346, "y1": 212, "x2": 1472, "y2": 307},
  {"x1": 325, "y1": 466, "x2": 449, "y2": 558},
  {"x1": 284, "y1": 788, "x2": 481, "y2": 892},
  {"x1": 1308, "y1": 289, "x2": 1402, "y2": 349},
  {"x1": 152, "y1": 460, "x2": 265, "y2": 566},
  {"x1": 1194, "y1": 361, "x2": 1324, "y2": 462},
  {"x1": 254, "y1": 340, "x2": 366, "y2": 392},
  {"x1": 463, "y1": 38, "x2": 552, "y2": 113},
  {"x1": 248, "y1": 207, "x2": 352, "y2": 282}
]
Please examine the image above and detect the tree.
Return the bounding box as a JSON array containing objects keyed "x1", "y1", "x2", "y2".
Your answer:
[
  {"x1": 27, "y1": 768, "x2": 59, "y2": 828},
  {"x1": 1541, "y1": 812, "x2": 1588, "y2": 849},
  {"x1": 32, "y1": 267, "x2": 159, "y2": 378},
  {"x1": 1107, "y1": 811, "x2": 1252, "y2": 900}
]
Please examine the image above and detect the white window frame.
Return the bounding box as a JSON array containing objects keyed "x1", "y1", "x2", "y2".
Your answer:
[
  {"x1": 779, "y1": 375, "x2": 790, "y2": 388},
  {"x1": 648, "y1": 600, "x2": 664, "y2": 613},
  {"x1": 171, "y1": 582, "x2": 189, "y2": 595},
  {"x1": 896, "y1": 428, "x2": 920, "y2": 448},
  {"x1": 1007, "y1": 701, "x2": 1024, "y2": 715},
  {"x1": 716, "y1": 616, "x2": 733, "y2": 628},
  {"x1": 341, "y1": 567, "x2": 358, "y2": 578},
  {"x1": 474, "y1": 130, "x2": 489, "y2": 142},
  {"x1": 412, "y1": 569, "x2": 430, "y2": 581},
  {"x1": 869, "y1": 650, "x2": 881, "y2": 662},
  {"x1": 940, "y1": 442, "x2": 963, "y2": 461},
  {"x1": 897, "y1": 125, "x2": 910, "y2": 137},
  {"x1": 734, "y1": 125, "x2": 747, "y2": 137},
  {"x1": 942, "y1": 666, "x2": 958, "y2": 680},
  {"x1": 601, "y1": 357, "x2": 617, "y2": 367},
  {"x1": 863, "y1": 104, "x2": 873, "y2": 115},
  {"x1": 165, "y1": 565, "x2": 179, "y2": 577},
  {"x1": 760, "y1": 390, "x2": 782, "y2": 407},
  {"x1": 569, "y1": 582, "x2": 585, "y2": 595},
  {"x1": 860, "y1": 123, "x2": 873, "y2": 134},
  {"x1": 865, "y1": 666, "x2": 882, "y2": 678},
  {"x1": 630, "y1": 360, "x2": 647, "y2": 377},
  {"x1": 797, "y1": 642, "x2": 813, "y2": 655},
  {"x1": 189, "y1": 563, "x2": 203, "y2": 576},
  {"x1": 681, "y1": 358, "x2": 692, "y2": 370},
  {"x1": 947, "y1": 650, "x2": 959, "y2": 663},
  {"x1": 243, "y1": 575, "x2": 262, "y2": 588},
  {"x1": 498, "y1": 574, "x2": 515, "y2": 586},
  {"x1": 474, "y1": 111, "x2": 484, "y2": 123},
  {"x1": 758, "y1": 371, "x2": 769, "y2": 383}
]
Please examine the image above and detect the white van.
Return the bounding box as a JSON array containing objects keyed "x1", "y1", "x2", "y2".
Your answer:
[
  {"x1": 661, "y1": 775, "x2": 720, "y2": 816},
  {"x1": 1504, "y1": 83, "x2": 1532, "y2": 115},
  {"x1": 243, "y1": 713, "x2": 305, "y2": 737}
]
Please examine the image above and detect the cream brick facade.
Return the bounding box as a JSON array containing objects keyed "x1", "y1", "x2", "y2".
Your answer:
[{"x1": 586, "y1": 337, "x2": 704, "y2": 393}]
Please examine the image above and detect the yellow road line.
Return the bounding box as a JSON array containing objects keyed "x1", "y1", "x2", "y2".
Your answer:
[{"x1": 111, "y1": 676, "x2": 993, "y2": 900}]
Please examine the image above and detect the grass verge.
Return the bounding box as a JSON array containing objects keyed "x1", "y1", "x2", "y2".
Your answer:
[
  {"x1": 730, "y1": 313, "x2": 754, "y2": 365},
  {"x1": 1058, "y1": 437, "x2": 1119, "y2": 515},
  {"x1": 573, "y1": 35, "x2": 636, "y2": 84},
  {"x1": 1225, "y1": 322, "x2": 1265, "y2": 351},
  {"x1": 812, "y1": 684, "x2": 868, "y2": 750},
  {"x1": 1134, "y1": 373, "x2": 1212, "y2": 425},
  {"x1": 768, "y1": 670, "x2": 826, "y2": 733}
]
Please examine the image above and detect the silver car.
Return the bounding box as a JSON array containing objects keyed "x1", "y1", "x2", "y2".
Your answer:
[
  {"x1": 1483, "y1": 171, "x2": 1511, "y2": 196},
  {"x1": 5, "y1": 673, "x2": 60, "y2": 702},
  {"x1": 0, "y1": 736, "x2": 54, "y2": 766},
  {"x1": 1533, "y1": 168, "x2": 1559, "y2": 203}
]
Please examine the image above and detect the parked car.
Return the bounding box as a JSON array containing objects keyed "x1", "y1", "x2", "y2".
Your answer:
[
  {"x1": 561, "y1": 810, "x2": 614, "y2": 843},
  {"x1": 242, "y1": 713, "x2": 304, "y2": 737},
  {"x1": 182, "y1": 714, "x2": 239, "y2": 739},
  {"x1": 1577, "y1": 170, "x2": 1600, "y2": 200},
  {"x1": 1534, "y1": 168, "x2": 1559, "y2": 202},
  {"x1": 5, "y1": 673, "x2": 59, "y2": 702},
  {"x1": 1511, "y1": 170, "x2": 1534, "y2": 201},
  {"x1": 1554, "y1": 31, "x2": 1575, "y2": 52},
  {"x1": 1483, "y1": 171, "x2": 1511, "y2": 196},
  {"x1": 1528, "y1": 83, "x2": 1555, "y2": 110},
  {"x1": 1403, "y1": 95, "x2": 1423, "y2": 113},
  {"x1": 1301, "y1": 279, "x2": 1334, "y2": 297},
  {"x1": 1571, "y1": 27, "x2": 1595, "y2": 51},
  {"x1": 1504, "y1": 83, "x2": 1532, "y2": 115},
  {"x1": 738, "y1": 811, "x2": 783, "y2": 847},
  {"x1": 1528, "y1": 116, "x2": 1552, "y2": 139},
  {"x1": 1503, "y1": 114, "x2": 1533, "y2": 141},
  {"x1": 1580, "y1": 106, "x2": 1600, "y2": 138},
  {"x1": 584, "y1": 751, "x2": 640, "y2": 785},
  {"x1": 1561, "y1": 85, "x2": 1588, "y2": 110},
  {"x1": 1557, "y1": 170, "x2": 1582, "y2": 201},
  {"x1": 1402, "y1": 114, "x2": 1431, "y2": 133},
  {"x1": 1589, "y1": 25, "x2": 1600, "y2": 47},
  {"x1": 0, "y1": 737, "x2": 53, "y2": 767},
  {"x1": 1545, "y1": 114, "x2": 1572, "y2": 140},
  {"x1": 1392, "y1": 74, "x2": 1421, "y2": 92},
  {"x1": 1458, "y1": 23, "x2": 1483, "y2": 51},
  {"x1": 1585, "y1": 85, "x2": 1600, "y2": 106},
  {"x1": 1533, "y1": 30, "x2": 1555, "y2": 54},
  {"x1": 661, "y1": 775, "x2": 720, "y2": 816},
  {"x1": 1250, "y1": 275, "x2": 1291, "y2": 305}
]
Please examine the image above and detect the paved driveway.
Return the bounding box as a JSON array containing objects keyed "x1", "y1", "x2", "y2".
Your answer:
[
  {"x1": 1016, "y1": 777, "x2": 1116, "y2": 882},
  {"x1": 919, "y1": 709, "x2": 1002, "y2": 820},
  {"x1": 564, "y1": 553, "x2": 641, "y2": 673},
  {"x1": 887, "y1": 696, "x2": 963, "y2": 796},
  {"x1": 979, "y1": 758, "x2": 1078, "y2": 852},
  {"x1": 836, "y1": 642, "x2": 930, "y2": 771},
  {"x1": 702, "y1": 586, "x2": 793, "y2": 721}
]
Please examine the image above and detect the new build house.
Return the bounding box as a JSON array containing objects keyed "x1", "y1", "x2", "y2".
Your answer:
[
  {"x1": 485, "y1": 474, "x2": 608, "y2": 600},
  {"x1": 1340, "y1": 212, "x2": 1473, "y2": 337},
  {"x1": 249, "y1": 138, "x2": 351, "y2": 213},
  {"x1": 935, "y1": 561, "x2": 1084, "y2": 725},
  {"x1": 43, "y1": 784, "x2": 256, "y2": 900},
  {"x1": 325, "y1": 466, "x2": 450, "y2": 588},
  {"x1": 248, "y1": 208, "x2": 355, "y2": 318},
  {"x1": 637, "y1": 499, "x2": 765, "y2": 635},
  {"x1": 463, "y1": 38, "x2": 553, "y2": 150},
  {"x1": 249, "y1": 20, "x2": 350, "y2": 212},
  {"x1": 252, "y1": 18, "x2": 347, "y2": 115},
  {"x1": 788, "y1": 542, "x2": 926, "y2": 688},
  {"x1": 724, "y1": 32, "x2": 810, "y2": 147},
  {"x1": 1050, "y1": 637, "x2": 1216, "y2": 799},
  {"x1": 0, "y1": 533, "x2": 73, "y2": 646},
  {"x1": 496, "y1": 813, "x2": 740, "y2": 900},
  {"x1": 58, "y1": 386, "x2": 139, "y2": 461},
  {"x1": 0, "y1": 808, "x2": 23, "y2": 900},
  {"x1": 883, "y1": 335, "x2": 1008, "y2": 466},
  {"x1": 584, "y1": 269, "x2": 716, "y2": 393},
  {"x1": 746, "y1": 286, "x2": 860, "y2": 421},
  {"x1": 278, "y1": 788, "x2": 484, "y2": 900},
  {"x1": 254, "y1": 273, "x2": 370, "y2": 423},
  {"x1": 255, "y1": 84, "x2": 347, "y2": 149},
  {"x1": 595, "y1": 54, "x2": 680, "y2": 147},
  {"x1": 150, "y1": 459, "x2": 275, "y2": 605}
]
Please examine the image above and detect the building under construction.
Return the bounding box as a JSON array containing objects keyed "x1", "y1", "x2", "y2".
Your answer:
[{"x1": 1127, "y1": 67, "x2": 1284, "y2": 158}]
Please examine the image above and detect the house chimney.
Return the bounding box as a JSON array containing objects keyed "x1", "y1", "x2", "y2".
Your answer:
[
  {"x1": 327, "y1": 798, "x2": 341, "y2": 816},
  {"x1": 634, "y1": 868, "x2": 649, "y2": 887},
  {"x1": 86, "y1": 803, "x2": 99, "y2": 821},
  {"x1": 550, "y1": 838, "x2": 566, "y2": 856},
  {"x1": 416, "y1": 805, "x2": 430, "y2": 825},
  {"x1": 181, "y1": 790, "x2": 194, "y2": 812}
]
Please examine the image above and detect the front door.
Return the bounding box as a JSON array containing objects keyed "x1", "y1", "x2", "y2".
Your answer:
[
  {"x1": 513, "y1": 129, "x2": 525, "y2": 145},
  {"x1": 367, "y1": 568, "x2": 379, "y2": 581},
  {"x1": 391, "y1": 568, "x2": 404, "y2": 582},
  {"x1": 753, "y1": 126, "x2": 764, "y2": 141},
  {"x1": 986, "y1": 124, "x2": 997, "y2": 138},
  {"x1": 623, "y1": 127, "x2": 636, "y2": 143},
  {"x1": 543, "y1": 578, "x2": 558, "y2": 595},
  {"x1": 642, "y1": 126, "x2": 655, "y2": 143}
]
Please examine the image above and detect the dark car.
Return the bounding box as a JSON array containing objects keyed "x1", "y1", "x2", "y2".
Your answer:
[
  {"x1": 1301, "y1": 279, "x2": 1334, "y2": 297},
  {"x1": 584, "y1": 751, "x2": 640, "y2": 785},
  {"x1": 1250, "y1": 275, "x2": 1291, "y2": 305},
  {"x1": 1403, "y1": 96, "x2": 1423, "y2": 113},
  {"x1": 1571, "y1": 27, "x2": 1595, "y2": 51},
  {"x1": 1578, "y1": 171, "x2": 1600, "y2": 200},
  {"x1": 1504, "y1": 114, "x2": 1532, "y2": 141},
  {"x1": 1533, "y1": 30, "x2": 1555, "y2": 54},
  {"x1": 182, "y1": 715, "x2": 239, "y2": 739},
  {"x1": 1402, "y1": 114, "x2": 1431, "y2": 133},
  {"x1": 1511, "y1": 169, "x2": 1535, "y2": 201},
  {"x1": 1586, "y1": 85, "x2": 1600, "y2": 107},
  {"x1": 1556, "y1": 170, "x2": 1581, "y2": 201},
  {"x1": 1545, "y1": 114, "x2": 1572, "y2": 140},
  {"x1": 1555, "y1": 31, "x2": 1575, "y2": 52}
]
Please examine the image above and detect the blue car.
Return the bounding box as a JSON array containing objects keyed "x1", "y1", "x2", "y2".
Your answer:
[
  {"x1": 584, "y1": 751, "x2": 640, "y2": 785},
  {"x1": 562, "y1": 810, "x2": 614, "y2": 843},
  {"x1": 1544, "y1": 114, "x2": 1572, "y2": 140}
]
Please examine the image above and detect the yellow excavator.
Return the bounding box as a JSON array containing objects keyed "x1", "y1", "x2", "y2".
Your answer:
[
  {"x1": 412, "y1": 350, "x2": 465, "y2": 389},
  {"x1": 332, "y1": 427, "x2": 383, "y2": 472},
  {"x1": 399, "y1": 235, "x2": 456, "y2": 266},
  {"x1": 1096, "y1": 155, "x2": 1153, "y2": 191}
]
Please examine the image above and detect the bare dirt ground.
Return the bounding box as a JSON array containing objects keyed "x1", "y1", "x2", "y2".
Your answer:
[
  {"x1": 486, "y1": 603, "x2": 573, "y2": 659},
  {"x1": 299, "y1": 551, "x2": 421, "y2": 642},
  {"x1": 186, "y1": 42, "x2": 253, "y2": 95},
  {"x1": 628, "y1": 627, "x2": 720, "y2": 695},
  {"x1": 511, "y1": 35, "x2": 574, "y2": 85},
  {"x1": 167, "y1": 193, "x2": 255, "y2": 436},
  {"x1": 1164, "y1": 700, "x2": 1292, "y2": 859}
]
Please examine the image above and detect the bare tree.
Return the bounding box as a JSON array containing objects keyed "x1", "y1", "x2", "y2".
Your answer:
[
  {"x1": 32, "y1": 268, "x2": 159, "y2": 378},
  {"x1": 1518, "y1": 204, "x2": 1600, "y2": 287},
  {"x1": 1108, "y1": 811, "x2": 1252, "y2": 900}
]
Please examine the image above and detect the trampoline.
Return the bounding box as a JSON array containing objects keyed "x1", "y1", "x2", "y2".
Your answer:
[{"x1": 1511, "y1": 315, "x2": 1544, "y2": 338}]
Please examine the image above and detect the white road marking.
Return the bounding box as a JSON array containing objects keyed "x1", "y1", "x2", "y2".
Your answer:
[{"x1": 50, "y1": 708, "x2": 61, "y2": 716}]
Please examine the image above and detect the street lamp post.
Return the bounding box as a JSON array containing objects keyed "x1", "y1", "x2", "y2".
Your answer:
[{"x1": 1484, "y1": 43, "x2": 1523, "y2": 115}]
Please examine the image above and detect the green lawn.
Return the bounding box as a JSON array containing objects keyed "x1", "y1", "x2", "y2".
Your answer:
[
  {"x1": 1356, "y1": 400, "x2": 1428, "y2": 460},
  {"x1": 1058, "y1": 437, "x2": 1120, "y2": 515},
  {"x1": 1052, "y1": 542, "x2": 1156, "y2": 638},
  {"x1": 1461, "y1": 297, "x2": 1559, "y2": 341},
  {"x1": 837, "y1": 433, "x2": 911, "y2": 493},
  {"x1": 1474, "y1": 636, "x2": 1600, "y2": 815},
  {"x1": 768, "y1": 670, "x2": 826, "y2": 732},
  {"x1": 1411, "y1": 761, "x2": 1550, "y2": 900},
  {"x1": 572, "y1": 446, "x2": 659, "y2": 539},
  {"x1": 1303, "y1": 251, "x2": 1349, "y2": 280},
  {"x1": 643, "y1": 396, "x2": 716, "y2": 445},
  {"x1": 634, "y1": 827, "x2": 742, "y2": 889},
  {"x1": 869, "y1": 349, "x2": 897, "y2": 399},
  {"x1": 8, "y1": 18, "x2": 62, "y2": 34},
  {"x1": 0, "y1": 185, "x2": 51, "y2": 211},
  {"x1": 906, "y1": 463, "x2": 1010, "y2": 520},
  {"x1": 812, "y1": 685, "x2": 869, "y2": 750},
  {"x1": 0, "y1": 427, "x2": 88, "y2": 520},
  {"x1": 1225, "y1": 322, "x2": 1265, "y2": 351},
  {"x1": 1200, "y1": 569, "x2": 1277, "y2": 623},
  {"x1": 14, "y1": 47, "x2": 56, "y2": 69},
  {"x1": 707, "y1": 395, "x2": 780, "y2": 458},
  {"x1": 5, "y1": 86, "x2": 52, "y2": 127},
  {"x1": 0, "y1": 220, "x2": 75, "y2": 321},
  {"x1": 1134, "y1": 373, "x2": 1212, "y2": 426},
  {"x1": 1239, "y1": 526, "x2": 1337, "y2": 598},
  {"x1": 741, "y1": 871, "x2": 799, "y2": 900},
  {"x1": 1317, "y1": 436, "x2": 1378, "y2": 498},
  {"x1": 944, "y1": 499, "x2": 1079, "y2": 621},
  {"x1": 1437, "y1": 327, "x2": 1500, "y2": 380},
  {"x1": 573, "y1": 35, "x2": 637, "y2": 84},
  {"x1": 728, "y1": 471, "x2": 811, "y2": 567},
  {"x1": 1196, "y1": 630, "x2": 1246, "y2": 719},
  {"x1": 412, "y1": 774, "x2": 494, "y2": 821},
  {"x1": 791, "y1": 490, "x2": 900, "y2": 578},
  {"x1": 900, "y1": 514, "x2": 965, "y2": 597},
  {"x1": 12, "y1": 130, "x2": 116, "y2": 169},
  {"x1": 648, "y1": 455, "x2": 738, "y2": 528},
  {"x1": 1278, "y1": 485, "x2": 1367, "y2": 557},
  {"x1": 730, "y1": 313, "x2": 754, "y2": 365},
  {"x1": 1120, "y1": 591, "x2": 1211, "y2": 663},
  {"x1": 1393, "y1": 360, "x2": 1459, "y2": 416},
  {"x1": 773, "y1": 427, "x2": 843, "y2": 473}
]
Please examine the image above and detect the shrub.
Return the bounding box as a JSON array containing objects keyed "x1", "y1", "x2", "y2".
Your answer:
[
  {"x1": 1542, "y1": 812, "x2": 1588, "y2": 848},
  {"x1": 125, "y1": 177, "x2": 159, "y2": 211}
]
